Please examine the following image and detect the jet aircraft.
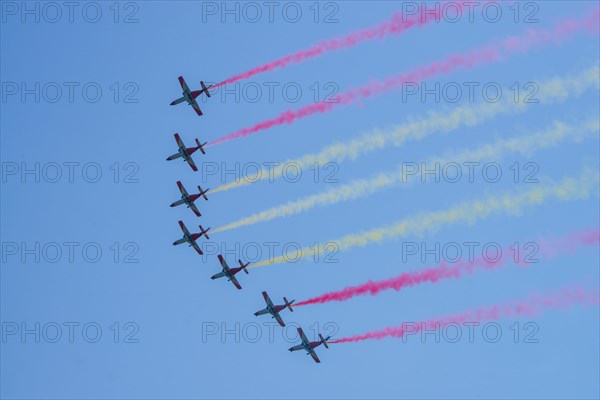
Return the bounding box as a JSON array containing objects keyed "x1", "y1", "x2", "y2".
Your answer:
[
  {"x1": 172, "y1": 220, "x2": 210, "y2": 255},
  {"x1": 166, "y1": 133, "x2": 206, "y2": 172},
  {"x1": 170, "y1": 76, "x2": 212, "y2": 116},
  {"x1": 254, "y1": 291, "x2": 294, "y2": 327},
  {"x1": 170, "y1": 181, "x2": 209, "y2": 217},
  {"x1": 210, "y1": 255, "x2": 249, "y2": 290},
  {"x1": 288, "y1": 328, "x2": 331, "y2": 363}
]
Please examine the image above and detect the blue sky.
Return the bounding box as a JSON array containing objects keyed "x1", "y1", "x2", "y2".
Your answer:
[{"x1": 1, "y1": 1, "x2": 599, "y2": 399}]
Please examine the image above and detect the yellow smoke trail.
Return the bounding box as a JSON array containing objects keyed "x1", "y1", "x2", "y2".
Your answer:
[
  {"x1": 251, "y1": 169, "x2": 599, "y2": 268},
  {"x1": 213, "y1": 117, "x2": 599, "y2": 233},
  {"x1": 211, "y1": 65, "x2": 599, "y2": 194}
]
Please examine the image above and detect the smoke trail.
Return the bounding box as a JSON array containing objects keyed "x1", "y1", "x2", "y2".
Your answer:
[
  {"x1": 214, "y1": 2, "x2": 460, "y2": 88},
  {"x1": 213, "y1": 118, "x2": 599, "y2": 233},
  {"x1": 331, "y1": 285, "x2": 599, "y2": 344},
  {"x1": 208, "y1": 9, "x2": 599, "y2": 147},
  {"x1": 539, "y1": 228, "x2": 600, "y2": 258},
  {"x1": 251, "y1": 169, "x2": 599, "y2": 268},
  {"x1": 211, "y1": 65, "x2": 600, "y2": 194},
  {"x1": 209, "y1": 46, "x2": 498, "y2": 146},
  {"x1": 295, "y1": 229, "x2": 600, "y2": 306}
]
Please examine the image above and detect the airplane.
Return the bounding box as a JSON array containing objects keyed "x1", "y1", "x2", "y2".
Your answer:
[
  {"x1": 288, "y1": 328, "x2": 331, "y2": 364},
  {"x1": 254, "y1": 291, "x2": 294, "y2": 327},
  {"x1": 166, "y1": 133, "x2": 207, "y2": 172},
  {"x1": 210, "y1": 255, "x2": 249, "y2": 290},
  {"x1": 170, "y1": 181, "x2": 209, "y2": 217},
  {"x1": 170, "y1": 76, "x2": 212, "y2": 116},
  {"x1": 172, "y1": 220, "x2": 210, "y2": 255}
]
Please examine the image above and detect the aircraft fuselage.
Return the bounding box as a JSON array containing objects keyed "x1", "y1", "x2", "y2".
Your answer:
[
  {"x1": 227, "y1": 267, "x2": 242, "y2": 280},
  {"x1": 182, "y1": 89, "x2": 195, "y2": 104}
]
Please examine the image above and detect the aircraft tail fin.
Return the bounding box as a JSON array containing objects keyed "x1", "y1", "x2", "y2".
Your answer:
[
  {"x1": 199, "y1": 225, "x2": 210, "y2": 239},
  {"x1": 319, "y1": 334, "x2": 330, "y2": 349},
  {"x1": 201, "y1": 81, "x2": 212, "y2": 98},
  {"x1": 239, "y1": 260, "x2": 250, "y2": 274},
  {"x1": 284, "y1": 297, "x2": 294, "y2": 312},
  {"x1": 198, "y1": 185, "x2": 209, "y2": 201},
  {"x1": 195, "y1": 139, "x2": 207, "y2": 155}
]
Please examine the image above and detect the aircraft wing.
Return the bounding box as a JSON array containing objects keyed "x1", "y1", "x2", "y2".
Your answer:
[
  {"x1": 273, "y1": 311, "x2": 285, "y2": 327},
  {"x1": 218, "y1": 255, "x2": 230, "y2": 272},
  {"x1": 178, "y1": 76, "x2": 190, "y2": 93},
  {"x1": 189, "y1": 201, "x2": 201, "y2": 217},
  {"x1": 298, "y1": 328, "x2": 310, "y2": 347},
  {"x1": 309, "y1": 349, "x2": 321, "y2": 364},
  {"x1": 190, "y1": 239, "x2": 203, "y2": 255},
  {"x1": 186, "y1": 155, "x2": 198, "y2": 172},
  {"x1": 230, "y1": 274, "x2": 242, "y2": 290},
  {"x1": 262, "y1": 291, "x2": 275, "y2": 309},
  {"x1": 211, "y1": 271, "x2": 226, "y2": 279},
  {"x1": 176, "y1": 181, "x2": 190, "y2": 197},
  {"x1": 190, "y1": 98, "x2": 203, "y2": 116},
  {"x1": 178, "y1": 220, "x2": 191, "y2": 237},
  {"x1": 174, "y1": 133, "x2": 186, "y2": 152}
]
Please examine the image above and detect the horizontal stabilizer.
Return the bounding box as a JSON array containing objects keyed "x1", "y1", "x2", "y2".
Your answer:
[
  {"x1": 239, "y1": 260, "x2": 250, "y2": 273},
  {"x1": 201, "y1": 81, "x2": 212, "y2": 98},
  {"x1": 196, "y1": 139, "x2": 207, "y2": 155},
  {"x1": 284, "y1": 297, "x2": 294, "y2": 312},
  {"x1": 320, "y1": 334, "x2": 330, "y2": 349},
  {"x1": 199, "y1": 225, "x2": 210, "y2": 239},
  {"x1": 198, "y1": 185, "x2": 209, "y2": 201}
]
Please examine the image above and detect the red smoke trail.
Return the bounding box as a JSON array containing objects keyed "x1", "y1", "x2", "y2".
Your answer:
[
  {"x1": 331, "y1": 285, "x2": 599, "y2": 344},
  {"x1": 538, "y1": 228, "x2": 600, "y2": 258},
  {"x1": 208, "y1": 47, "x2": 497, "y2": 146},
  {"x1": 213, "y1": 2, "x2": 463, "y2": 89},
  {"x1": 208, "y1": 9, "x2": 599, "y2": 147},
  {"x1": 295, "y1": 229, "x2": 599, "y2": 307}
]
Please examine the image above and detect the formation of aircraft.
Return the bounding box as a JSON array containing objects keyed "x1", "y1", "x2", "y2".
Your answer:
[
  {"x1": 166, "y1": 133, "x2": 207, "y2": 172},
  {"x1": 254, "y1": 291, "x2": 294, "y2": 327},
  {"x1": 167, "y1": 76, "x2": 333, "y2": 363},
  {"x1": 170, "y1": 181, "x2": 209, "y2": 217},
  {"x1": 170, "y1": 76, "x2": 213, "y2": 116},
  {"x1": 211, "y1": 255, "x2": 250, "y2": 290},
  {"x1": 288, "y1": 328, "x2": 331, "y2": 363},
  {"x1": 172, "y1": 220, "x2": 210, "y2": 255}
]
